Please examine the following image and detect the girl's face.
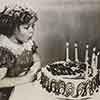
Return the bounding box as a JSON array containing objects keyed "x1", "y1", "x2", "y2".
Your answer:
[{"x1": 14, "y1": 19, "x2": 35, "y2": 43}]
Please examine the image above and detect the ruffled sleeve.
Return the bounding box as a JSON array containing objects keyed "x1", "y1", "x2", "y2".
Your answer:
[
  {"x1": 0, "y1": 39, "x2": 39, "y2": 77},
  {"x1": 0, "y1": 47, "x2": 16, "y2": 78},
  {"x1": 0, "y1": 47, "x2": 16, "y2": 69}
]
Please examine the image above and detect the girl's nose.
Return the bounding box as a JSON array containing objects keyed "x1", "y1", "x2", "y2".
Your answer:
[
  {"x1": 29, "y1": 26, "x2": 34, "y2": 32},
  {"x1": 29, "y1": 27, "x2": 34, "y2": 35},
  {"x1": 29, "y1": 28, "x2": 34, "y2": 38}
]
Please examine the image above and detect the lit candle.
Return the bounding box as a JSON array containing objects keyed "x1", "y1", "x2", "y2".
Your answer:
[
  {"x1": 96, "y1": 52, "x2": 100, "y2": 69},
  {"x1": 74, "y1": 43, "x2": 79, "y2": 62},
  {"x1": 66, "y1": 42, "x2": 70, "y2": 62},
  {"x1": 91, "y1": 47, "x2": 96, "y2": 76},
  {"x1": 85, "y1": 44, "x2": 89, "y2": 78},
  {"x1": 85, "y1": 44, "x2": 89, "y2": 64},
  {"x1": 91, "y1": 47, "x2": 96, "y2": 66}
]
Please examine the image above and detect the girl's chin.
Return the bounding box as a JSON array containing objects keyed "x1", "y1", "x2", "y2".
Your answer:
[
  {"x1": 18, "y1": 37, "x2": 32, "y2": 44},
  {"x1": 28, "y1": 36, "x2": 32, "y2": 40},
  {"x1": 24, "y1": 38, "x2": 32, "y2": 43}
]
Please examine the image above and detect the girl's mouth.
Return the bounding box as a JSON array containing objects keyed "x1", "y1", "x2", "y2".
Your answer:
[{"x1": 28, "y1": 36, "x2": 32, "y2": 40}]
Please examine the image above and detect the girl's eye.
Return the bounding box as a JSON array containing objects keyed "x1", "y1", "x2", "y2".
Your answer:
[
  {"x1": 24, "y1": 24, "x2": 35, "y2": 29},
  {"x1": 24, "y1": 26, "x2": 29, "y2": 29}
]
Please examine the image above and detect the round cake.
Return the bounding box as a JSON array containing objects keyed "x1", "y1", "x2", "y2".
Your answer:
[{"x1": 40, "y1": 43, "x2": 100, "y2": 99}]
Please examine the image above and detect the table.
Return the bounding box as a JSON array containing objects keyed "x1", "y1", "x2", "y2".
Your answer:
[{"x1": 9, "y1": 81, "x2": 100, "y2": 100}]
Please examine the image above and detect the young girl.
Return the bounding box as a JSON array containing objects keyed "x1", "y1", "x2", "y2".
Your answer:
[{"x1": 0, "y1": 5, "x2": 41, "y2": 100}]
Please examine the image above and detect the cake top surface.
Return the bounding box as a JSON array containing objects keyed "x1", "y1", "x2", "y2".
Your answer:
[{"x1": 44, "y1": 61, "x2": 91, "y2": 79}]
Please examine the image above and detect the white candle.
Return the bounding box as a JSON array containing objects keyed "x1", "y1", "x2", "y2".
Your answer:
[
  {"x1": 85, "y1": 44, "x2": 89, "y2": 64},
  {"x1": 91, "y1": 47, "x2": 96, "y2": 76},
  {"x1": 66, "y1": 42, "x2": 70, "y2": 62},
  {"x1": 74, "y1": 43, "x2": 79, "y2": 62},
  {"x1": 85, "y1": 44, "x2": 89, "y2": 78},
  {"x1": 91, "y1": 47, "x2": 96, "y2": 66},
  {"x1": 96, "y1": 52, "x2": 100, "y2": 68}
]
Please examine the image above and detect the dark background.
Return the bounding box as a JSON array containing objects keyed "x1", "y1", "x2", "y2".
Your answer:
[{"x1": 31, "y1": 0, "x2": 100, "y2": 67}]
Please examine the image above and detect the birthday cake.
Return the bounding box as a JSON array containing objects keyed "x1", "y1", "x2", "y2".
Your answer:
[{"x1": 40, "y1": 42, "x2": 100, "y2": 99}]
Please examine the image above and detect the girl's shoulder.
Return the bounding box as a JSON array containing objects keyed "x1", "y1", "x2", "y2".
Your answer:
[
  {"x1": 0, "y1": 35, "x2": 24, "y2": 55},
  {"x1": 0, "y1": 35, "x2": 16, "y2": 56}
]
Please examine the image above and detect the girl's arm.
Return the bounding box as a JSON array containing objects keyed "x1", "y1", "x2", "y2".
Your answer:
[
  {"x1": 31, "y1": 52, "x2": 41, "y2": 73},
  {"x1": 0, "y1": 53, "x2": 41, "y2": 88},
  {"x1": 0, "y1": 71, "x2": 34, "y2": 88},
  {"x1": 29, "y1": 52, "x2": 41, "y2": 81}
]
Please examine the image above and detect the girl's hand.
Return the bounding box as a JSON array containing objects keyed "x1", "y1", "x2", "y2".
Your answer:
[
  {"x1": 32, "y1": 68, "x2": 41, "y2": 82},
  {"x1": 0, "y1": 67, "x2": 7, "y2": 79},
  {"x1": 23, "y1": 39, "x2": 33, "y2": 51}
]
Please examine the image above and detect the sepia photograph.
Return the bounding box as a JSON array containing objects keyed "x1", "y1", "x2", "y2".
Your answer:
[{"x1": 0, "y1": 0, "x2": 100, "y2": 100}]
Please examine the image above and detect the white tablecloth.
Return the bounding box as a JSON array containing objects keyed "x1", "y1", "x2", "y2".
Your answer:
[{"x1": 9, "y1": 81, "x2": 100, "y2": 100}]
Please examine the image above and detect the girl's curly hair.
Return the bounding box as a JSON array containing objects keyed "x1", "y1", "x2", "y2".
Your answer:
[{"x1": 0, "y1": 5, "x2": 38, "y2": 37}]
